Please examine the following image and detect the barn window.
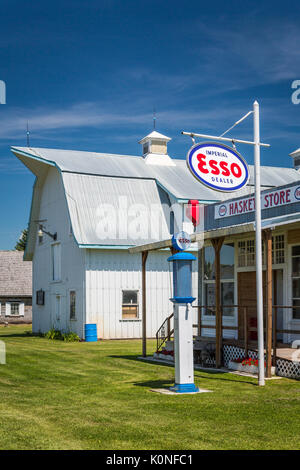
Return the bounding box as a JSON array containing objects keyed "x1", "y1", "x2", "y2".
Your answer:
[
  {"x1": 122, "y1": 290, "x2": 139, "y2": 319},
  {"x1": 51, "y1": 243, "x2": 61, "y2": 281},
  {"x1": 70, "y1": 291, "x2": 76, "y2": 320}
]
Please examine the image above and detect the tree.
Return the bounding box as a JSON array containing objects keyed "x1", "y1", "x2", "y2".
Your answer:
[{"x1": 15, "y1": 229, "x2": 28, "y2": 251}]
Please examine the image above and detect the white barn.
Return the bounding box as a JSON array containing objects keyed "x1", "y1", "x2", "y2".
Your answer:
[{"x1": 11, "y1": 132, "x2": 300, "y2": 340}]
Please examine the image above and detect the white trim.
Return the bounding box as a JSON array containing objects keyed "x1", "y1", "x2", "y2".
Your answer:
[
  {"x1": 5, "y1": 302, "x2": 25, "y2": 317},
  {"x1": 5, "y1": 302, "x2": 10, "y2": 316}
]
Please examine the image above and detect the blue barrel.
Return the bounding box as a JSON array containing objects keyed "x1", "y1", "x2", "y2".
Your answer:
[{"x1": 85, "y1": 323, "x2": 98, "y2": 342}]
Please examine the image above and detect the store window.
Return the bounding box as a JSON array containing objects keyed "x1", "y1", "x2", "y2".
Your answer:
[
  {"x1": 203, "y1": 243, "x2": 235, "y2": 317},
  {"x1": 272, "y1": 235, "x2": 285, "y2": 264},
  {"x1": 292, "y1": 246, "x2": 300, "y2": 320},
  {"x1": 122, "y1": 290, "x2": 139, "y2": 319},
  {"x1": 238, "y1": 235, "x2": 285, "y2": 267},
  {"x1": 238, "y1": 240, "x2": 255, "y2": 267}
]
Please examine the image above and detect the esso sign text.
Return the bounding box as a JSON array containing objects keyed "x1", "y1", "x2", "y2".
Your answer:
[
  {"x1": 172, "y1": 231, "x2": 191, "y2": 251},
  {"x1": 187, "y1": 142, "x2": 249, "y2": 192}
]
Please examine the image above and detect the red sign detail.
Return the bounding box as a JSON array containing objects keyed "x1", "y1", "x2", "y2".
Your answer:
[
  {"x1": 186, "y1": 199, "x2": 200, "y2": 227},
  {"x1": 197, "y1": 153, "x2": 242, "y2": 178}
]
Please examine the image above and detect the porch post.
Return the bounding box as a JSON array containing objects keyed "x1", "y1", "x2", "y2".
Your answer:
[
  {"x1": 264, "y1": 229, "x2": 273, "y2": 378},
  {"x1": 142, "y1": 250, "x2": 148, "y2": 357},
  {"x1": 211, "y1": 237, "x2": 225, "y2": 368}
]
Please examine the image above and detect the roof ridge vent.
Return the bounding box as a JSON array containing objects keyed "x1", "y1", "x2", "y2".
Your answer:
[
  {"x1": 289, "y1": 147, "x2": 300, "y2": 171},
  {"x1": 138, "y1": 131, "x2": 175, "y2": 166}
]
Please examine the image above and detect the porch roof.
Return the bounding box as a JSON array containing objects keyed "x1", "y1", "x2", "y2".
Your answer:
[{"x1": 128, "y1": 222, "x2": 255, "y2": 253}]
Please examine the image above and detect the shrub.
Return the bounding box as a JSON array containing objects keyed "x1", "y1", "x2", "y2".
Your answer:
[
  {"x1": 62, "y1": 332, "x2": 80, "y2": 342},
  {"x1": 44, "y1": 328, "x2": 63, "y2": 340},
  {"x1": 44, "y1": 328, "x2": 80, "y2": 342}
]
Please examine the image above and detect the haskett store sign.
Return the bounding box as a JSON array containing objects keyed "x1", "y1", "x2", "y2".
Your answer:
[
  {"x1": 215, "y1": 184, "x2": 300, "y2": 219},
  {"x1": 186, "y1": 141, "x2": 249, "y2": 192}
]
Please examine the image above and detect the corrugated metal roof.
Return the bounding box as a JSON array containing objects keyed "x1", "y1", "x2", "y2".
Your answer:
[
  {"x1": 63, "y1": 173, "x2": 171, "y2": 246},
  {"x1": 12, "y1": 146, "x2": 151, "y2": 178},
  {"x1": 12, "y1": 146, "x2": 300, "y2": 202}
]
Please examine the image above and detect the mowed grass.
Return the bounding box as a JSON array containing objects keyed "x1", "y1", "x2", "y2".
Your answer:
[{"x1": 0, "y1": 325, "x2": 299, "y2": 450}]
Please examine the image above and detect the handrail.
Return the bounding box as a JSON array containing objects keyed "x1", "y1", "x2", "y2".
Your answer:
[{"x1": 156, "y1": 312, "x2": 174, "y2": 352}]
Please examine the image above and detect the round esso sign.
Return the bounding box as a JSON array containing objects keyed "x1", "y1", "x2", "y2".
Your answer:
[
  {"x1": 172, "y1": 231, "x2": 191, "y2": 251},
  {"x1": 187, "y1": 142, "x2": 249, "y2": 192},
  {"x1": 295, "y1": 186, "x2": 300, "y2": 201}
]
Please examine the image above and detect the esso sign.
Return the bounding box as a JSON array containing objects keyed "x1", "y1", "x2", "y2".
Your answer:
[
  {"x1": 172, "y1": 231, "x2": 191, "y2": 251},
  {"x1": 187, "y1": 142, "x2": 249, "y2": 192}
]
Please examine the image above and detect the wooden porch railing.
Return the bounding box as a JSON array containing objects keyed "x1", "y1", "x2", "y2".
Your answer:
[
  {"x1": 272, "y1": 306, "x2": 300, "y2": 367},
  {"x1": 192, "y1": 304, "x2": 247, "y2": 354},
  {"x1": 192, "y1": 304, "x2": 300, "y2": 368}
]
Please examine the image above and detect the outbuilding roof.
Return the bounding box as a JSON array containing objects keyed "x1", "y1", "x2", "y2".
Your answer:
[{"x1": 0, "y1": 251, "x2": 32, "y2": 297}]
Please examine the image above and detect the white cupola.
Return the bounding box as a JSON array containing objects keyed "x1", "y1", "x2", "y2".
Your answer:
[
  {"x1": 138, "y1": 131, "x2": 175, "y2": 166},
  {"x1": 289, "y1": 148, "x2": 300, "y2": 170}
]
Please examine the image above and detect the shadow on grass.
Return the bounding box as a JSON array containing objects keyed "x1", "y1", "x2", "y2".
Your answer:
[
  {"x1": 133, "y1": 379, "x2": 174, "y2": 388},
  {"x1": 0, "y1": 332, "x2": 36, "y2": 339},
  {"x1": 110, "y1": 355, "x2": 258, "y2": 386}
]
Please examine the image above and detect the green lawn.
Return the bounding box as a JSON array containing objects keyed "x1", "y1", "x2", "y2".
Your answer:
[{"x1": 0, "y1": 325, "x2": 299, "y2": 450}]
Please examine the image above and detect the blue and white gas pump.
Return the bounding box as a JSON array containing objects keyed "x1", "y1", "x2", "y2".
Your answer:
[{"x1": 168, "y1": 233, "x2": 199, "y2": 393}]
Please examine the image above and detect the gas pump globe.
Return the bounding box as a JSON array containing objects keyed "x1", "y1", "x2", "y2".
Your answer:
[{"x1": 168, "y1": 252, "x2": 196, "y2": 304}]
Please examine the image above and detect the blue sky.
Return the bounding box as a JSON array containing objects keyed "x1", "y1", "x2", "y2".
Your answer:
[{"x1": 0, "y1": 0, "x2": 300, "y2": 248}]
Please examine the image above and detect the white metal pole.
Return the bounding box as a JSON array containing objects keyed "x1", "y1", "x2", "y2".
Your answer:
[{"x1": 253, "y1": 100, "x2": 265, "y2": 386}]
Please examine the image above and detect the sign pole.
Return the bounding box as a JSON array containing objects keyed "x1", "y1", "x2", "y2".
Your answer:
[
  {"x1": 183, "y1": 103, "x2": 270, "y2": 386},
  {"x1": 253, "y1": 100, "x2": 265, "y2": 386}
]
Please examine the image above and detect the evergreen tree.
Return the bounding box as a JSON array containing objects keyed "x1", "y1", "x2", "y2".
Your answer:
[{"x1": 15, "y1": 229, "x2": 28, "y2": 251}]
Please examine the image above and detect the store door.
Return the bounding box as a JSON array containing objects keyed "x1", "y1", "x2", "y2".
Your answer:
[
  {"x1": 238, "y1": 271, "x2": 267, "y2": 340},
  {"x1": 238, "y1": 270, "x2": 283, "y2": 341}
]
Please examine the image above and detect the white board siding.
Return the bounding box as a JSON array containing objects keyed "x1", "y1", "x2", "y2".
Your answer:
[
  {"x1": 85, "y1": 249, "x2": 198, "y2": 339},
  {"x1": 32, "y1": 167, "x2": 86, "y2": 338}
]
